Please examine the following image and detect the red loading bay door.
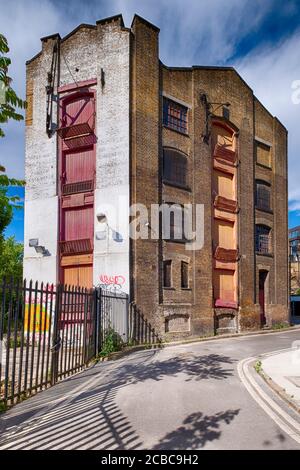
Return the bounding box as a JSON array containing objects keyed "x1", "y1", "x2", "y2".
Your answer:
[
  {"x1": 63, "y1": 148, "x2": 95, "y2": 186},
  {"x1": 63, "y1": 264, "x2": 93, "y2": 289},
  {"x1": 63, "y1": 93, "x2": 94, "y2": 129},
  {"x1": 59, "y1": 91, "x2": 96, "y2": 290},
  {"x1": 259, "y1": 271, "x2": 268, "y2": 326}
]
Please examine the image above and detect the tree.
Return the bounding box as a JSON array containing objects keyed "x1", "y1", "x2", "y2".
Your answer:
[
  {"x1": 0, "y1": 33, "x2": 26, "y2": 277},
  {"x1": 0, "y1": 236, "x2": 23, "y2": 283},
  {"x1": 0, "y1": 32, "x2": 26, "y2": 192},
  {"x1": 0, "y1": 33, "x2": 26, "y2": 138}
]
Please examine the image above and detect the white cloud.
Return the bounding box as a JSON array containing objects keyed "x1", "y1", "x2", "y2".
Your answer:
[
  {"x1": 1, "y1": 0, "x2": 299, "y2": 212},
  {"x1": 235, "y1": 32, "x2": 300, "y2": 209}
]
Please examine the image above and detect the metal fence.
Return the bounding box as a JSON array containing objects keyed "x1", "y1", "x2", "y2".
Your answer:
[
  {"x1": 0, "y1": 279, "x2": 160, "y2": 407},
  {"x1": 129, "y1": 303, "x2": 161, "y2": 345}
]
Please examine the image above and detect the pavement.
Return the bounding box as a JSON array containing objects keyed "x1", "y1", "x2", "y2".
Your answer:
[
  {"x1": 261, "y1": 346, "x2": 300, "y2": 409},
  {"x1": 0, "y1": 328, "x2": 300, "y2": 450}
]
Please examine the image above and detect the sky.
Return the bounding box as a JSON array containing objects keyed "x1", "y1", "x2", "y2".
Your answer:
[{"x1": 1, "y1": 0, "x2": 300, "y2": 242}]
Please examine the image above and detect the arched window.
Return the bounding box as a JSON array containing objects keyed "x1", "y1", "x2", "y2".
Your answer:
[
  {"x1": 256, "y1": 180, "x2": 271, "y2": 212},
  {"x1": 256, "y1": 225, "x2": 272, "y2": 254},
  {"x1": 163, "y1": 148, "x2": 188, "y2": 188}
]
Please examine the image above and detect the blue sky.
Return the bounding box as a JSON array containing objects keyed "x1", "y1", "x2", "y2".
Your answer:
[{"x1": 1, "y1": 0, "x2": 300, "y2": 240}]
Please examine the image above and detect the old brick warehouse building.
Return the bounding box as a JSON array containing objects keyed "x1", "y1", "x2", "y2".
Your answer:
[{"x1": 24, "y1": 14, "x2": 289, "y2": 339}]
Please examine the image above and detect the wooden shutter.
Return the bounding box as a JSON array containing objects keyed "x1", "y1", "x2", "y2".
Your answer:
[
  {"x1": 63, "y1": 94, "x2": 94, "y2": 128},
  {"x1": 63, "y1": 265, "x2": 93, "y2": 288},
  {"x1": 63, "y1": 206, "x2": 94, "y2": 241},
  {"x1": 64, "y1": 148, "x2": 95, "y2": 184}
]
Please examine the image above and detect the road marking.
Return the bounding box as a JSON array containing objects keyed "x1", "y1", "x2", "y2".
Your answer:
[{"x1": 238, "y1": 356, "x2": 300, "y2": 444}]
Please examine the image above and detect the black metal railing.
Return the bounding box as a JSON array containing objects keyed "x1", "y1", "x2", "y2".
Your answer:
[
  {"x1": 0, "y1": 279, "x2": 160, "y2": 408},
  {"x1": 129, "y1": 303, "x2": 161, "y2": 345}
]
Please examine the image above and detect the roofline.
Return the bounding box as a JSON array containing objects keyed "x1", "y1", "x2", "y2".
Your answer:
[
  {"x1": 27, "y1": 14, "x2": 130, "y2": 64},
  {"x1": 61, "y1": 24, "x2": 96, "y2": 43},
  {"x1": 40, "y1": 32, "x2": 61, "y2": 42},
  {"x1": 289, "y1": 226, "x2": 300, "y2": 233},
  {"x1": 161, "y1": 62, "x2": 252, "y2": 90},
  {"x1": 26, "y1": 50, "x2": 42, "y2": 66},
  {"x1": 131, "y1": 14, "x2": 160, "y2": 32},
  {"x1": 96, "y1": 14, "x2": 124, "y2": 27},
  {"x1": 161, "y1": 62, "x2": 287, "y2": 128}
]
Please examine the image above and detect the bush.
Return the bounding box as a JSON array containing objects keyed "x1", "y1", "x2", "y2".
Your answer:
[
  {"x1": 272, "y1": 322, "x2": 289, "y2": 330},
  {"x1": 99, "y1": 328, "x2": 123, "y2": 357}
]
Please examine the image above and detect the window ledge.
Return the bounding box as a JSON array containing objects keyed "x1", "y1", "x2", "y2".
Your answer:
[
  {"x1": 256, "y1": 162, "x2": 272, "y2": 171},
  {"x1": 164, "y1": 239, "x2": 189, "y2": 245},
  {"x1": 163, "y1": 287, "x2": 176, "y2": 290},
  {"x1": 162, "y1": 179, "x2": 192, "y2": 192},
  {"x1": 255, "y1": 207, "x2": 273, "y2": 215},
  {"x1": 256, "y1": 252, "x2": 274, "y2": 258},
  {"x1": 163, "y1": 124, "x2": 189, "y2": 137},
  {"x1": 181, "y1": 287, "x2": 192, "y2": 291}
]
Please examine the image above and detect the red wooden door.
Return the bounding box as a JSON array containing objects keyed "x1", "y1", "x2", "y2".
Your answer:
[
  {"x1": 259, "y1": 271, "x2": 267, "y2": 326},
  {"x1": 63, "y1": 264, "x2": 93, "y2": 288},
  {"x1": 63, "y1": 148, "x2": 95, "y2": 185},
  {"x1": 63, "y1": 206, "x2": 94, "y2": 242},
  {"x1": 59, "y1": 90, "x2": 96, "y2": 286},
  {"x1": 62, "y1": 93, "x2": 94, "y2": 129}
]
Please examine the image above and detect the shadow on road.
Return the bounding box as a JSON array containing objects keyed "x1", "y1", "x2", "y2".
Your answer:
[
  {"x1": 0, "y1": 350, "x2": 236, "y2": 450},
  {"x1": 153, "y1": 409, "x2": 240, "y2": 449}
]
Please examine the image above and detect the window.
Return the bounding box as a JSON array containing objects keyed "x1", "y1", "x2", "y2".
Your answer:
[
  {"x1": 163, "y1": 260, "x2": 172, "y2": 288},
  {"x1": 163, "y1": 204, "x2": 186, "y2": 242},
  {"x1": 163, "y1": 148, "x2": 187, "y2": 187},
  {"x1": 181, "y1": 261, "x2": 189, "y2": 289},
  {"x1": 255, "y1": 141, "x2": 271, "y2": 168},
  {"x1": 256, "y1": 181, "x2": 271, "y2": 212},
  {"x1": 163, "y1": 98, "x2": 188, "y2": 134},
  {"x1": 256, "y1": 225, "x2": 272, "y2": 254}
]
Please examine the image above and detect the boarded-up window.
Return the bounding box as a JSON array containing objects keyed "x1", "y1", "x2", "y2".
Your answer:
[
  {"x1": 211, "y1": 123, "x2": 235, "y2": 150},
  {"x1": 256, "y1": 142, "x2": 271, "y2": 168},
  {"x1": 163, "y1": 148, "x2": 187, "y2": 187},
  {"x1": 256, "y1": 181, "x2": 271, "y2": 212},
  {"x1": 214, "y1": 269, "x2": 235, "y2": 302},
  {"x1": 181, "y1": 261, "x2": 189, "y2": 288},
  {"x1": 214, "y1": 219, "x2": 235, "y2": 249},
  {"x1": 213, "y1": 170, "x2": 234, "y2": 200},
  {"x1": 163, "y1": 260, "x2": 172, "y2": 288},
  {"x1": 25, "y1": 79, "x2": 33, "y2": 126}
]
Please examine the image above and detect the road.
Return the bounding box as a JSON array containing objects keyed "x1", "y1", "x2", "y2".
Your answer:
[{"x1": 0, "y1": 329, "x2": 300, "y2": 450}]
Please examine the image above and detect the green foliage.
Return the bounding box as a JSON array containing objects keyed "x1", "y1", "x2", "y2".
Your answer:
[
  {"x1": 254, "y1": 360, "x2": 262, "y2": 373},
  {"x1": 0, "y1": 236, "x2": 23, "y2": 283},
  {"x1": 99, "y1": 328, "x2": 123, "y2": 357},
  {"x1": 0, "y1": 33, "x2": 25, "y2": 228},
  {"x1": 0, "y1": 400, "x2": 7, "y2": 413},
  {"x1": 0, "y1": 33, "x2": 26, "y2": 138},
  {"x1": 295, "y1": 288, "x2": 300, "y2": 296},
  {"x1": 271, "y1": 322, "x2": 289, "y2": 330},
  {"x1": 0, "y1": 186, "x2": 13, "y2": 238}
]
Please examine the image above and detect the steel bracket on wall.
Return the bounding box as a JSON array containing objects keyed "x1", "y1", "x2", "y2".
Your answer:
[{"x1": 46, "y1": 39, "x2": 60, "y2": 138}]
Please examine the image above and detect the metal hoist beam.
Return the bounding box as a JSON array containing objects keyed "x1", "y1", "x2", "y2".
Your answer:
[{"x1": 46, "y1": 39, "x2": 60, "y2": 137}]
